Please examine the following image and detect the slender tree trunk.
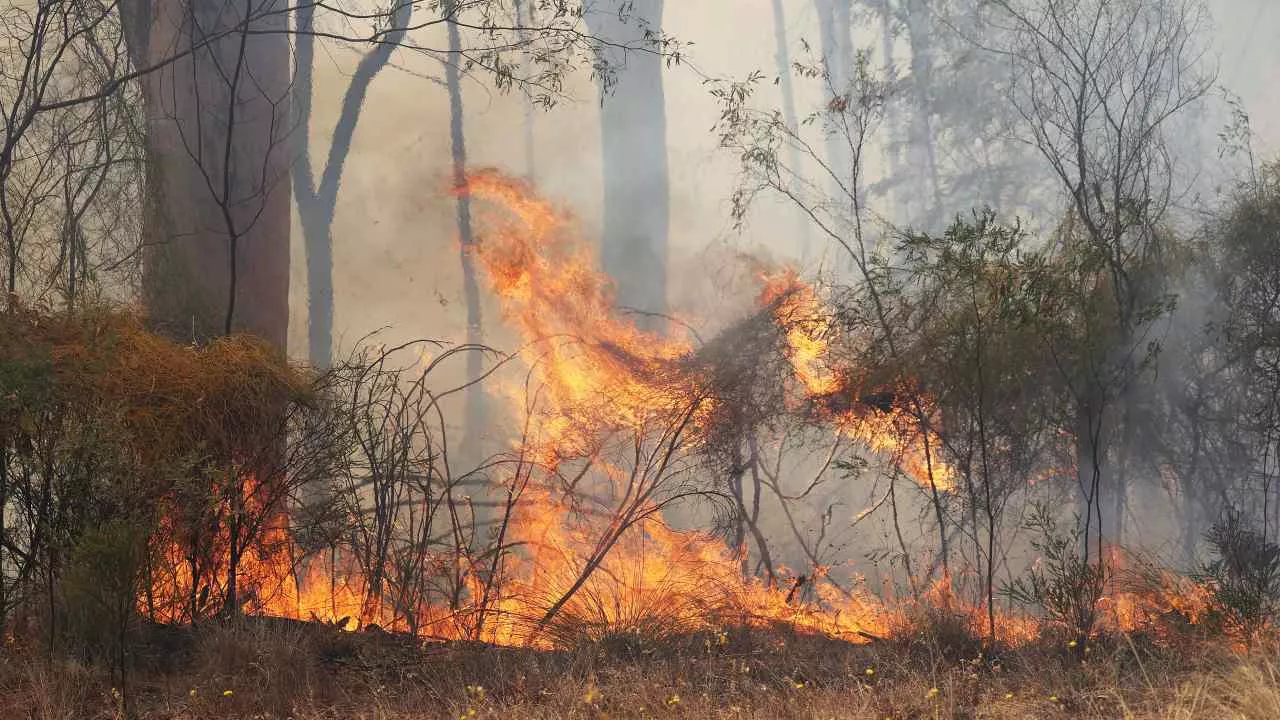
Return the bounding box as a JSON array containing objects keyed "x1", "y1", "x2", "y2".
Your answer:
[
  {"x1": 446, "y1": 6, "x2": 487, "y2": 474},
  {"x1": 585, "y1": 0, "x2": 669, "y2": 327},
  {"x1": 816, "y1": 0, "x2": 860, "y2": 276},
  {"x1": 1076, "y1": 396, "x2": 1106, "y2": 564},
  {"x1": 815, "y1": 0, "x2": 849, "y2": 175},
  {"x1": 225, "y1": 511, "x2": 240, "y2": 617},
  {"x1": 878, "y1": 0, "x2": 903, "y2": 221},
  {"x1": 903, "y1": 0, "x2": 942, "y2": 230},
  {"x1": 294, "y1": 0, "x2": 412, "y2": 367},
  {"x1": 1180, "y1": 409, "x2": 1205, "y2": 564},
  {"x1": 0, "y1": 447, "x2": 7, "y2": 624},
  {"x1": 515, "y1": 0, "x2": 537, "y2": 182},
  {"x1": 1107, "y1": 394, "x2": 1134, "y2": 544},
  {"x1": 771, "y1": 0, "x2": 812, "y2": 263}
]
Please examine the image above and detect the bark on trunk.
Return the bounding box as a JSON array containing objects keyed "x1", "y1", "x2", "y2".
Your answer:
[{"x1": 133, "y1": 0, "x2": 291, "y2": 348}]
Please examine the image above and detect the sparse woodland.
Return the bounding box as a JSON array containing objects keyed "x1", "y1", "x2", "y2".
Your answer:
[{"x1": 3, "y1": 1, "x2": 1280, "y2": 718}]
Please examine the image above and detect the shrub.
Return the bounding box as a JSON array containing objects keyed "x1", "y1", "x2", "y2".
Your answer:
[
  {"x1": 1196, "y1": 507, "x2": 1280, "y2": 640},
  {"x1": 1001, "y1": 504, "x2": 1107, "y2": 641},
  {"x1": 62, "y1": 520, "x2": 146, "y2": 654},
  {"x1": 60, "y1": 518, "x2": 147, "y2": 711}
]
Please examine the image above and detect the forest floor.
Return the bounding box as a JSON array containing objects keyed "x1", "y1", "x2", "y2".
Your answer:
[{"x1": 2, "y1": 618, "x2": 1277, "y2": 719}]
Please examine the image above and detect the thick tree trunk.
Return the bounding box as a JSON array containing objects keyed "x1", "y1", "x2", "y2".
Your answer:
[
  {"x1": 134, "y1": 0, "x2": 291, "y2": 348},
  {"x1": 585, "y1": 0, "x2": 669, "y2": 327}
]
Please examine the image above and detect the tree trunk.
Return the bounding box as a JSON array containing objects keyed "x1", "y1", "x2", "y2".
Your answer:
[
  {"x1": 294, "y1": 0, "x2": 412, "y2": 368},
  {"x1": 134, "y1": 0, "x2": 291, "y2": 348},
  {"x1": 515, "y1": 0, "x2": 538, "y2": 182},
  {"x1": 903, "y1": 0, "x2": 942, "y2": 231},
  {"x1": 771, "y1": 0, "x2": 812, "y2": 263},
  {"x1": 878, "y1": 0, "x2": 903, "y2": 221},
  {"x1": 815, "y1": 0, "x2": 857, "y2": 275},
  {"x1": 815, "y1": 0, "x2": 849, "y2": 179},
  {"x1": 1075, "y1": 391, "x2": 1106, "y2": 563},
  {"x1": 585, "y1": 0, "x2": 669, "y2": 327},
  {"x1": 446, "y1": 3, "x2": 488, "y2": 475}
]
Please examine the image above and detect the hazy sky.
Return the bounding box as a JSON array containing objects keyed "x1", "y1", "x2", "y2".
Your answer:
[{"x1": 1208, "y1": 0, "x2": 1278, "y2": 152}]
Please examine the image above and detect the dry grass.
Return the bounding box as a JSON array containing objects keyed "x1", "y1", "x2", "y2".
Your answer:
[{"x1": 3, "y1": 619, "x2": 1280, "y2": 719}]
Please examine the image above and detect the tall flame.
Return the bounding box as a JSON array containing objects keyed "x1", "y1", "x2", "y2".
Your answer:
[{"x1": 460, "y1": 170, "x2": 701, "y2": 456}]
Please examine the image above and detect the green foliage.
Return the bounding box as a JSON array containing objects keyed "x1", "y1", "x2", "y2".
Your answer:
[
  {"x1": 1195, "y1": 508, "x2": 1280, "y2": 640},
  {"x1": 61, "y1": 519, "x2": 147, "y2": 661},
  {"x1": 899, "y1": 211, "x2": 1061, "y2": 466},
  {"x1": 1001, "y1": 504, "x2": 1108, "y2": 640}
]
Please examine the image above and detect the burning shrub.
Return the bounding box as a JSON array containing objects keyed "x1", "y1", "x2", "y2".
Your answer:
[{"x1": 0, "y1": 301, "x2": 332, "y2": 636}]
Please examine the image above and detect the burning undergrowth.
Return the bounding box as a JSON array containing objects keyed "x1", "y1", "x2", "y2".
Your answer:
[{"x1": 0, "y1": 171, "x2": 1239, "y2": 665}]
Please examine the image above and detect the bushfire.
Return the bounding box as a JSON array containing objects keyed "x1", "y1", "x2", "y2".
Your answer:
[{"x1": 140, "y1": 170, "x2": 1206, "y2": 648}]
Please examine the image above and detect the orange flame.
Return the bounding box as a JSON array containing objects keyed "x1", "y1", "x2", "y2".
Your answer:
[
  {"x1": 759, "y1": 270, "x2": 955, "y2": 492},
  {"x1": 460, "y1": 169, "x2": 701, "y2": 460}
]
